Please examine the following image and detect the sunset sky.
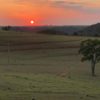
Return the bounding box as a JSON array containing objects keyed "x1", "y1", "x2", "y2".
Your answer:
[{"x1": 0, "y1": 0, "x2": 100, "y2": 26}]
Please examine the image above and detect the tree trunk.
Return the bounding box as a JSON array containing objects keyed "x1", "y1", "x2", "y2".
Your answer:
[{"x1": 91, "y1": 60, "x2": 96, "y2": 76}]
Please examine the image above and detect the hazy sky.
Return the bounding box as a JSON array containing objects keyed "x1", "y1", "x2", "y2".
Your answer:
[{"x1": 0, "y1": 0, "x2": 100, "y2": 26}]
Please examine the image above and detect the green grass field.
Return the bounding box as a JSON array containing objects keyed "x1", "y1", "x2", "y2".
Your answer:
[{"x1": 0, "y1": 30, "x2": 100, "y2": 100}]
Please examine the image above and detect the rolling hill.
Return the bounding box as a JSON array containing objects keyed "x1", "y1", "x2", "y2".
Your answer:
[
  {"x1": 78, "y1": 23, "x2": 100, "y2": 36},
  {"x1": 0, "y1": 26, "x2": 86, "y2": 35},
  {"x1": 1, "y1": 23, "x2": 100, "y2": 37}
]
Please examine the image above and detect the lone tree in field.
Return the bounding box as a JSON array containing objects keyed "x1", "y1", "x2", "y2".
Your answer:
[{"x1": 79, "y1": 39, "x2": 100, "y2": 76}]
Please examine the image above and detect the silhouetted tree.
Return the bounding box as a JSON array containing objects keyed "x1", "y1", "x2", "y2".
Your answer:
[
  {"x1": 79, "y1": 39, "x2": 100, "y2": 76},
  {"x1": 2, "y1": 26, "x2": 11, "y2": 31},
  {"x1": 38, "y1": 28, "x2": 60, "y2": 35},
  {"x1": 94, "y1": 33, "x2": 99, "y2": 37},
  {"x1": 73, "y1": 32, "x2": 78, "y2": 36}
]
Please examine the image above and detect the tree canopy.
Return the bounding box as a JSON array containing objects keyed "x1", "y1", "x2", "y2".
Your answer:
[{"x1": 79, "y1": 39, "x2": 100, "y2": 76}]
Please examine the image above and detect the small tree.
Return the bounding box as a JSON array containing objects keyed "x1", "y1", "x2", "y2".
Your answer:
[
  {"x1": 2, "y1": 26, "x2": 11, "y2": 31},
  {"x1": 79, "y1": 39, "x2": 100, "y2": 76}
]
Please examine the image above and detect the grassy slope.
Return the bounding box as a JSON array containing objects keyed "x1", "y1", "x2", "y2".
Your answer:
[{"x1": 0, "y1": 30, "x2": 100, "y2": 100}]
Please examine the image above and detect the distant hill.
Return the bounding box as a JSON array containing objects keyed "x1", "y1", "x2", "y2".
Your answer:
[
  {"x1": 37, "y1": 26, "x2": 86, "y2": 35},
  {"x1": 0, "y1": 26, "x2": 86, "y2": 35},
  {"x1": 78, "y1": 23, "x2": 100, "y2": 36},
  {"x1": 1, "y1": 23, "x2": 100, "y2": 36}
]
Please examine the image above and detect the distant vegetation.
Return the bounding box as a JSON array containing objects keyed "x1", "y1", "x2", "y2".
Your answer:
[
  {"x1": 2, "y1": 26, "x2": 12, "y2": 31},
  {"x1": 78, "y1": 23, "x2": 100, "y2": 36},
  {"x1": 1, "y1": 23, "x2": 100, "y2": 37},
  {"x1": 38, "y1": 28, "x2": 61, "y2": 35},
  {"x1": 37, "y1": 26, "x2": 86, "y2": 35},
  {"x1": 0, "y1": 25, "x2": 86, "y2": 35},
  {"x1": 38, "y1": 23, "x2": 100, "y2": 36}
]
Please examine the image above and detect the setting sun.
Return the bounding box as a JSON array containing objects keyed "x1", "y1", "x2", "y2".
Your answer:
[{"x1": 30, "y1": 20, "x2": 34, "y2": 24}]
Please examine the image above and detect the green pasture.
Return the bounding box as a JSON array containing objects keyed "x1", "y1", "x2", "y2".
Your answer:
[{"x1": 0, "y1": 30, "x2": 100, "y2": 100}]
